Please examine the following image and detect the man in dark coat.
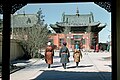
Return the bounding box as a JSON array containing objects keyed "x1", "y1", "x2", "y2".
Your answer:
[{"x1": 59, "y1": 42, "x2": 70, "y2": 69}]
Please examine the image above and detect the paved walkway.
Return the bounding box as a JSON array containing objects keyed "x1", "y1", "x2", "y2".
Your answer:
[{"x1": 9, "y1": 51, "x2": 111, "y2": 80}]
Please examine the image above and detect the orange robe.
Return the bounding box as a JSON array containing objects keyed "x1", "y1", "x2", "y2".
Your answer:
[
  {"x1": 45, "y1": 46, "x2": 54, "y2": 64},
  {"x1": 73, "y1": 49, "x2": 82, "y2": 62},
  {"x1": 96, "y1": 44, "x2": 99, "y2": 52}
]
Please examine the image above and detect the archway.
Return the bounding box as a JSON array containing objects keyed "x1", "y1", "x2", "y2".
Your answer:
[{"x1": 0, "y1": 2, "x2": 111, "y2": 80}]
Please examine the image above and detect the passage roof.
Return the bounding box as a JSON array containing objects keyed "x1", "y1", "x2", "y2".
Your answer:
[
  {"x1": 0, "y1": 4, "x2": 27, "y2": 14},
  {"x1": 0, "y1": 2, "x2": 111, "y2": 14}
]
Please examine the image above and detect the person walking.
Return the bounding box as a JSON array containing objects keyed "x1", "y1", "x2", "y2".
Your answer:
[
  {"x1": 107, "y1": 42, "x2": 110, "y2": 52},
  {"x1": 96, "y1": 43, "x2": 99, "y2": 52},
  {"x1": 59, "y1": 42, "x2": 70, "y2": 69},
  {"x1": 75, "y1": 42, "x2": 80, "y2": 50},
  {"x1": 73, "y1": 42, "x2": 82, "y2": 68},
  {"x1": 44, "y1": 42, "x2": 54, "y2": 68}
]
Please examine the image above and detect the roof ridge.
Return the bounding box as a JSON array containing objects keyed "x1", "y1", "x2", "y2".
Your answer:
[
  {"x1": 13, "y1": 14, "x2": 37, "y2": 16},
  {"x1": 64, "y1": 13, "x2": 92, "y2": 16}
]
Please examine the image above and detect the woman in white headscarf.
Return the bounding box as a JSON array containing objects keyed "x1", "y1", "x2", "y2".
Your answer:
[{"x1": 44, "y1": 42, "x2": 54, "y2": 68}]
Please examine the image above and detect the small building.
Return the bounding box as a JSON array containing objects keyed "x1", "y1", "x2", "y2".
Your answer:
[{"x1": 49, "y1": 8, "x2": 106, "y2": 50}]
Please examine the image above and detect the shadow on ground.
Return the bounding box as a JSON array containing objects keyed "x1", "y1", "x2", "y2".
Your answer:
[
  {"x1": 105, "y1": 65, "x2": 112, "y2": 68},
  {"x1": 101, "y1": 56, "x2": 111, "y2": 61},
  {"x1": 11, "y1": 60, "x2": 30, "y2": 64},
  {"x1": 51, "y1": 65, "x2": 62, "y2": 68},
  {"x1": 34, "y1": 70, "x2": 111, "y2": 80},
  {"x1": 67, "y1": 65, "x2": 93, "y2": 69}
]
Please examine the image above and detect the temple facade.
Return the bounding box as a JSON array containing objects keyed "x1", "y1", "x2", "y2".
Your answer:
[{"x1": 49, "y1": 8, "x2": 106, "y2": 50}]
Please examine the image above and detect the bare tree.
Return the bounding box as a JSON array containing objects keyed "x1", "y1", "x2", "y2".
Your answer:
[
  {"x1": 26, "y1": 24, "x2": 49, "y2": 58},
  {"x1": 63, "y1": 26, "x2": 71, "y2": 42},
  {"x1": 13, "y1": 8, "x2": 49, "y2": 58},
  {"x1": 13, "y1": 24, "x2": 49, "y2": 58}
]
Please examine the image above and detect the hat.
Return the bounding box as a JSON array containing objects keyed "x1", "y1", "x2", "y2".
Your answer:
[
  {"x1": 63, "y1": 42, "x2": 67, "y2": 45},
  {"x1": 47, "y1": 42, "x2": 51, "y2": 45}
]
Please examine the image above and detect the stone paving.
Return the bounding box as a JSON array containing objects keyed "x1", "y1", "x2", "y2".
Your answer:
[{"x1": 2, "y1": 51, "x2": 112, "y2": 80}]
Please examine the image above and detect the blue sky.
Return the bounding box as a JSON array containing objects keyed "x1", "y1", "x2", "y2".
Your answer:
[{"x1": 0, "y1": 2, "x2": 111, "y2": 43}]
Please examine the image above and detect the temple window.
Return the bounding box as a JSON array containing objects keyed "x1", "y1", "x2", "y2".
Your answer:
[
  {"x1": 81, "y1": 39, "x2": 85, "y2": 44},
  {"x1": 66, "y1": 18, "x2": 68, "y2": 23},
  {"x1": 73, "y1": 35, "x2": 83, "y2": 39},
  {"x1": 26, "y1": 18, "x2": 31, "y2": 24},
  {"x1": 59, "y1": 38, "x2": 64, "y2": 46},
  {"x1": 89, "y1": 17, "x2": 91, "y2": 23}
]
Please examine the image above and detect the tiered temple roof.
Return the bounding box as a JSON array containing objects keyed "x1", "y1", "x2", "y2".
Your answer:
[{"x1": 50, "y1": 9, "x2": 106, "y2": 33}]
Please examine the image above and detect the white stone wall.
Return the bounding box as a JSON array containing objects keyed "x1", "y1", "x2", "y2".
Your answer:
[{"x1": 0, "y1": 39, "x2": 25, "y2": 63}]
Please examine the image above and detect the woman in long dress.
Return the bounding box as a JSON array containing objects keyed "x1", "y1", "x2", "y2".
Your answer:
[
  {"x1": 45, "y1": 42, "x2": 54, "y2": 68},
  {"x1": 73, "y1": 49, "x2": 82, "y2": 67},
  {"x1": 73, "y1": 42, "x2": 82, "y2": 67}
]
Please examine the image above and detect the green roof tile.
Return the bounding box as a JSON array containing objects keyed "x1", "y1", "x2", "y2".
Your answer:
[
  {"x1": 11, "y1": 14, "x2": 38, "y2": 28},
  {"x1": 62, "y1": 13, "x2": 94, "y2": 24}
]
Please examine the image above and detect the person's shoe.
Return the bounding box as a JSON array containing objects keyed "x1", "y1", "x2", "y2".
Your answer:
[
  {"x1": 64, "y1": 67, "x2": 66, "y2": 69},
  {"x1": 48, "y1": 64, "x2": 50, "y2": 68},
  {"x1": 64, "y1": 66, "x2": 66, "y2": 69}
]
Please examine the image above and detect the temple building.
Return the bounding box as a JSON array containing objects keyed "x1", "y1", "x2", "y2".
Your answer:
[{"x1": 49, "y1": 8, "x2": 106, "y2": 50}]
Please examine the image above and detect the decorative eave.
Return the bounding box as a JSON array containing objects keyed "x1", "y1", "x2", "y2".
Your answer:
[
  {"x1": 55, "y1": 22, "x2": 100, "y2": 27},
  {"x1": 98, "y1": 23, "x2": 107, "y2": 28},
  {"x1": 49, "y1": 24, "x2": 60, "y2": 33},
  {"x1": 91, "y1": 23, "x2": 106, "y2": 32},
  {"x1": 88, "y1": 22, "x2": 101, "y2": 26},
  {"x1": 47, "y1": 26, "x2": 56, "y2": 33},
  {"x1": 49, "y1": 24, "x2": 59, "y2": 28},
  {"x1": 94, "y1": 2, "x2": 111, "y2": 12}
]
